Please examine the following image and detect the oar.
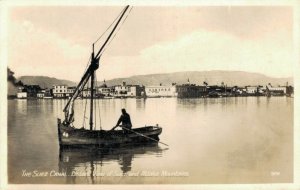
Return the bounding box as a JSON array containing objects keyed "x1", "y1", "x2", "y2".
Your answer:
[{"x1": 118, "y1": 126, "x2": 169, "y2": 146}]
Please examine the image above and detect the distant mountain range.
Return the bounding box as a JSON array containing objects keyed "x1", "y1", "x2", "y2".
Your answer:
[
  {"x1": 17, "y1": 71, "x2": 293, "y2": 89},
  {"x1": 18, "y1": 76, "x2": 77, "y2": 89},
  {"x1": 103, "y1": 71, "x2": 292, "y2": 87}
]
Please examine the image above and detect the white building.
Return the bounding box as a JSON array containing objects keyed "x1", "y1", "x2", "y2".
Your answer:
[
  {"x1": 246, "y1": 86, "x2": 258, "y2": 94},
  {"x1": 37, "y1": 89, "x2": 46, "y2": 98},
  {"x1": 37, "y1": 93, "x2": 44, "y2": 98},
  {"x1": 127, "y1": 85, "x2": 145, "y2": 97},
  {"x1": 266, "y1": 85, "x2": 286, "y2": 96},
  {"x1": 17, "y1": 92, "x2": 27, "y2": 99},
  {"x1": 258, "y1": 86, "x2": 266, "y2": 94},
  {"x1": 114, "y1": 82, "x2": 128, "y2": 97},
  {"x1": 266, "y1": 85, "x2": 286, "y2": 94},
  {"x1": 52, "y1": 85, "x2": 76, "y2": 98},
  {"x1": 127, "y1": 86, "x2": 137, "y2": 97},
  {"x1": 82, "y1": 88, "x2": 91, "y2": 98},
  {"x1": 66, "y1": 87, "x2": 76, "y2": 97},
  {"x1": 53, "y1": 85, "x2": 68, "y2": 98},
  {"x1": 113, "y1": 82, "x2": 145, "y2": 98},
  {"x1": 145, "y1": 85, "x2": 177, "y2": 97},
  {"x1": 82, "y1": 88, "x2": 97, "y2": 98},
  {"x1": 17, "y1": 86, "x2": 27, "y2": 98},
  {"x1": 97, "y1": 86, "x2": 113, "y2": 97}
]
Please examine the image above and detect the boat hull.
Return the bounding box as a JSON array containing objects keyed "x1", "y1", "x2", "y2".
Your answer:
[{"x1": 57, "y1": 119, "x2": 162, "y2": 148}]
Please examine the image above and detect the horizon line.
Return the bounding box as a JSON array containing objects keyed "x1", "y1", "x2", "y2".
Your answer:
[{"x1": 14, "y1": 69, "x2": 293, "y2": 83}]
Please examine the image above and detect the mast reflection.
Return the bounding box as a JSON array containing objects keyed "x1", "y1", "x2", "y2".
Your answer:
[{"x1": 58, "y1": 143, "x2": 166, "y2": 184}]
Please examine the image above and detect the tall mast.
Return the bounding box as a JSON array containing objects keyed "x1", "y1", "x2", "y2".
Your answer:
[
  {"x1": 95, "y1": 5, "x2": 130, "y2": 59},
  {"x1": 90, "y1": 44, "x2": 95, "y2": 130},
  {"x1": 63, "y1": 5, "x2": 130, "y2": 125}
]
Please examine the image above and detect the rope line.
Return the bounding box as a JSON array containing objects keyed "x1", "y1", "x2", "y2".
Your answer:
[
  {"x1": 94, "y1": 73, "x2": 97, "y2": 130},
  {"x1": 94, "y1": 73, "x2": 102, "y2": 130},
  {"x1": 93, "y1": 6, "x2": 126, "y2": 44},
  {"x1": 82, "y1": 78, "x2": 89, "y2": 129},
  {"x1": 82, "y1": 55, "x2": 92, "y2": 78},
  {"x1": 100, "y1": 6, "x2": 133, "y2": 56},
  {"x1": 97, "y1": 88, "x2": 102, "y2": 130},
  {"x1": 98, "y1": 92, "x2": 102, "y2": 130}
]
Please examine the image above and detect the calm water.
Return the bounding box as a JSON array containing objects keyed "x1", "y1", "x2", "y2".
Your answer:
[{"x1": 8, "y1": 97, "x2": 293, "y2": 184}]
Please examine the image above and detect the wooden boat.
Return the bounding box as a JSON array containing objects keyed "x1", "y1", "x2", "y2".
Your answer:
[
  {"x1": 58, "y1": 118, "x2": 162, "y2": 148},
  {"x1": 57, "y1": 5, "x2": 163, "y2": 149}
]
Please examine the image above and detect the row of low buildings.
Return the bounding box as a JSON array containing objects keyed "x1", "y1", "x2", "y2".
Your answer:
[
  {"x1": 177, "y1": 83, "x2": 294, "y2": 98},
  {"x1": 51, "y1": 82, "x2": 148, "y2": 98},
  {"x1": 16, "y1": 81, "x2": 294, "y2": 99},
  {"x1": 16, "y1": 82, "x2": 178, "y2": 99}
]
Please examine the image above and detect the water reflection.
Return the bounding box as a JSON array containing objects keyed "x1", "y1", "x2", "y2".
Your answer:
[
  {"x1": 58, "y1": 143, "x2": 166, "y2": 184},
  {"x1": 8, "y1": 97, "x2": 293, "y2": 184},
  {"x1": 16, "y1": 99, "x2": 28, "y2": 115},
  {"x1": 256, "y1": 97, "x2": 261, "y2": 106},
  {"x1": 136, "y1": 98, "x2": 146, "y2": 110}
]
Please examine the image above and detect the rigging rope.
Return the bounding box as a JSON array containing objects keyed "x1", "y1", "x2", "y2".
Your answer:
[
  {"x1": 94, "y1": 73, "x2": 102, "y2": 130},
  {"x1": 100, "y1": 6, "x2": 133, "y2": 57},
  {"x1": 82, "y1": 55, "x2": 92, "y2": 79},
  {"x1": 94, "y1": 73, "x2": 97, "y2": 131},
  {"x1": 82, "y1": 79, "x2": 89, "y2": 129},
  {"x1": 98, "y1": 91, "x2": 102, "y2": 130},
  {"x1": 93, "y1": 6, "x2": 126, "y2": 44},
  {"x1": 97, "y1": 76, "x2": 102, "y2": 130},
  {"x1": 76, "y1": 6, "x2": 132, "y2": 130}
]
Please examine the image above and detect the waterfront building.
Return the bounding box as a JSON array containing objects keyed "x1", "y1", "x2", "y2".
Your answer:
[
  {"x1": 145, "y1": 85, "x2": 177, "y2": 97},
  {"x1": 97, "y1": 86, "x2": 113, "y2": 96},
  {"x1": 82, "y1": 88, "x2": 93, "y2": 98},
  {"x1": 44, "y1": 88, "x2": 53, "y2": 99},
  {"x1": 53, "y1": 85, "x2": 68, "y2": 98},
  {"x1": 112, "y1": 82, "x2": 145, "y2": 98},
  {"x1": 266, "y1": 85, "x2": 286, "y2": 96},
  {"x1": 97, "y1": 83, "x2": 114, "y2": 97},
  {"x1": 37, "y1": 89, "x2": 46, "y2": 98},
  {"x1": 114, "y1": 82, "x2": 128, "y2": 98},
  {"x1": 52, "y1": 85, "x2": 75, "y2": 98},
  {"x1": 245, "y1": 86, "x2": 265, "y2": 96},
  {"x1": 17, "y1": 92, "x2": 27, "y2": 99},
  {"x1": 66, "y1": 86, "x2": 76, "y2": 97},
  {"x1": 245, "y1": 86, "x2": 257, "y2": 95},
  {"x1": 114, "y1": 86, "x2": 127, "y2": 97},
  {"x1": 17, "y1": 86, "x2": 27, "y2": 98},
  {"x1": 127, "y1": 85, "x2": 145, "y2": 97},
  {"x1": 206, "y1": 85, "x2": 225, "y2": 97},
  {"x1": 258, "y1": 86, "x2": 266, "y2": 96},
  {"x1": 206, "y1": 85, "x2": 237, "y2": 97},
  {"x1": 17, "y1": 85, "x2": 41, "y2": 98},
  {"x1": 177, "y1": 84, "x2": 207, "y2": 98},
  {"x1": 231, "y1": 86, "x2": 242, "y2": 96}
]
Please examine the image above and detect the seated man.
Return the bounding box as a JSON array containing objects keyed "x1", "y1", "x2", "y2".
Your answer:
[{"x1": 111, "y1": 108, "x2": 132, "y2": 132}]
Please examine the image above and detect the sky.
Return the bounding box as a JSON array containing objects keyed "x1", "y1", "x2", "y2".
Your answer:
[{"x1": 8, "y1": 6, "x2": 294, "y2": 82}]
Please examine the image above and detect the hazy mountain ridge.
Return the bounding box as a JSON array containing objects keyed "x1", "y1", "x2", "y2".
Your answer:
[
  {"x1": 18, "y1": 71, "x2": 293, "y2": 89},
  {"x1": 103, "y1": 71, "x2": 293, "y2": 87},
  {"x1": 18, "y1": 76, "x2": 77, "y2": 89}
]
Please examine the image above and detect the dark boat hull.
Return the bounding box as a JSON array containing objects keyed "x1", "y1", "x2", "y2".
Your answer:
[{"x1": 57, "y1": 119, "x2": 162, "y2": 148}]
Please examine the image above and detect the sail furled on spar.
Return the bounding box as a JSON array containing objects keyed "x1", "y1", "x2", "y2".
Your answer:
[
  {"x1": 63, "y1": 54, "x2": 100, "y2": 124},
  {"x1": 63, "y1": 5, "x2": 130, "y2": 125},
  {"x1": 57, "y1": 5, "x2": 164, "y2": 148}
]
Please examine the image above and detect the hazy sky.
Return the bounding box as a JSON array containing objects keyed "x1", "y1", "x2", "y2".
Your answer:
[{"x1": 8, "y1": 6, "x2": 293, "y2": 82}]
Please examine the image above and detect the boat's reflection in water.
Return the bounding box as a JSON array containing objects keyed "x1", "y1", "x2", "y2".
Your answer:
[{"x1": 58, "y1": 143, "x2": 167, "y2": 184}]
